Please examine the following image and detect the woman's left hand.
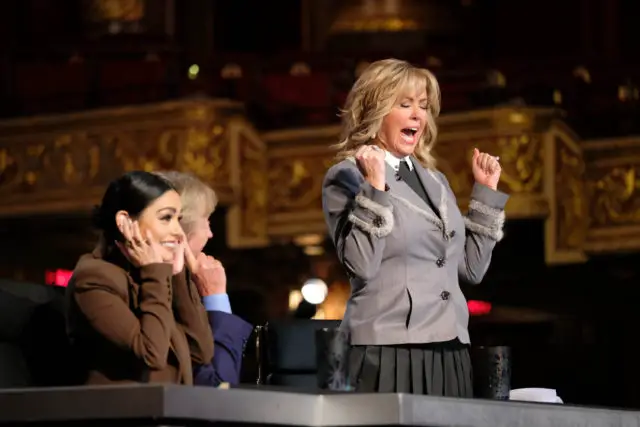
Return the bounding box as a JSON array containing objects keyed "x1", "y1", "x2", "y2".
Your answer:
[{"x1": 471, "y1": 148, "x2": 501, "y2": 191}]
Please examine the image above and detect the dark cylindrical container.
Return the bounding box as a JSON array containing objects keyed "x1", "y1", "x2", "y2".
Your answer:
[
  {"x1": 315, "y1": 327, "x2": 351, "y2": 391},
  {"x1": 472, "y1": 346, "x2": 511, "y2": 400}
]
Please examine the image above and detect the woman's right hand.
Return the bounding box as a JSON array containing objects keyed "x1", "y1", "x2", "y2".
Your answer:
[
  {"x1": 116, "y1": 218, "x2": 166, "y2": 267},
  {"x1": 355, "y1": 145, "x2": 386, "y2": 191}
]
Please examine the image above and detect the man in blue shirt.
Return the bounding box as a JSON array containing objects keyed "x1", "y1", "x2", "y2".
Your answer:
[{"x1": 157, "y1": 171, "x2": 253, "y2": 387}]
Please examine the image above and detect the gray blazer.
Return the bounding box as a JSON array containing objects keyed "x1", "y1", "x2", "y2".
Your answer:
[{"x1": 322, "y1": 157, "x2": 509, "y2": 346}]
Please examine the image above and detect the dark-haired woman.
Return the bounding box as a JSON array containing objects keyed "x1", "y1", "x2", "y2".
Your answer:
[{"x1": 66, "y1": 171, "x2": 215, "y2": 385}]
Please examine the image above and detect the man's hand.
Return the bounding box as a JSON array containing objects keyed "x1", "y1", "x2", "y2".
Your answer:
[{"x1": 185, "y1": 244, "x2": 227, "y2": 296}]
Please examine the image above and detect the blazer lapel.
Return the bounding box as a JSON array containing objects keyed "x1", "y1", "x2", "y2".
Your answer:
[
  {"x1": 411, "y1": 157, "x2": 451, "y2": 238},
  {"x1": 386, "y1": 162, "x2": 444, "y2": 233},
  {"x1": 384, "y1": 163, "x2": 421, "y2": 206},
  {"x1": 346, "y1": 156, "x2": 449, "y2": 236}
]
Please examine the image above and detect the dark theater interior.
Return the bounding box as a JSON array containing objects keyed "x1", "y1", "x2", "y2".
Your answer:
[{"x1": 1, "y1": 1, "x2": 640, "y2": 425}]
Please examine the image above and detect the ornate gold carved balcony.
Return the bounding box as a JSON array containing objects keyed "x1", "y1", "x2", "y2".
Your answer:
[
  {"x1": 329, "y1": 0, "x2": 428, "y2": 34},
  {"x1": 0, "y1": 100, "x2": 638, "y2": 264},
  {"x1": 583, "y1": 136, "x2": 640, "y2": 253},
  {"x1": 0, "y1": 99, "x2": 268, "y2": 248}
]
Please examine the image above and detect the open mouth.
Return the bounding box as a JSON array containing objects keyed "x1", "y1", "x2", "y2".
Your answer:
[
  {"x1": 161, "y1": 241, "x2": 179, "y2": 250},
  {"x1": 401, "y1": 127, "x2": 419, "y2": 143}
]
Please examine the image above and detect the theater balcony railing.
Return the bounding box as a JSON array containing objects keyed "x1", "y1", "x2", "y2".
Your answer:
[{"x1": 0, "y1": 99, "x2": 638, "y2": 264}]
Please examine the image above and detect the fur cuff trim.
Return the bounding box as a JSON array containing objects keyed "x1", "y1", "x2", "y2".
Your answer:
[
  {"x1": 348, "y1": 194, "x2": 394, "y2": 238},
  {"x1": 464, "y1": 217, "x2": 504, "y2": 242},
  {"x1": 469, "y1": 199, "x2": 503, "y2": 218},
  {"x1": 465, "y1": 199, "x2": 506, "y2": 241},
  {"x1": 355, "y1": 193, "x2": 392, "y2": 216}
]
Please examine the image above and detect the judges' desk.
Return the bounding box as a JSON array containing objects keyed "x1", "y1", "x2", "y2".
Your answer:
[{"x1": 0, "y1": 385, "x2": 639, "y2": 427}]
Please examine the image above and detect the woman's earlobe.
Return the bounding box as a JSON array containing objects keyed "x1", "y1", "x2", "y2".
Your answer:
[{"x1": 115, "y1": 211, "x2": 129, "y2": 234}]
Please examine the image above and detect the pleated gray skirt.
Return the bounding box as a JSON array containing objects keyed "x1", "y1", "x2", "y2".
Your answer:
[{"x1": 348, "y1": 339, "x2": 473, "y2": 397}]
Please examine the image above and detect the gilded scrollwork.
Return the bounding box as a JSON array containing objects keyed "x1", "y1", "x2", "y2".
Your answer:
[
  {"x1": 496, "y1": 134, "x2": 543, "y2": 194},
  {"x1": 434, "y1": 134, "x2": 543, "y2": 200},
  {"x1": 239, "y1": 134, "x2": 268, "y2": 239},
  {"x1": 433, "y1": 143, "x2": 473, "y2": 197},
  {"x1": 267, "y1": 154, "x2": 333, "y2": 213},
  {"x1": 82, "y1": 0, "x2": 144, "y2": 22},
  {"x1": 180, "y1": 125, "x2": 229, "y2": 186},
  {"x1": 554, "y1": 141, "x2": 588, "y2": 249},
  {"x1": 0, "y1": 143, "x2": 46, "y2": 191},
  {"x1": 114, "y1": 129, "x2": 179, "y2": 172},
  {"x1": 0, "y1": 100, "x2": 244, "y2": 220},
  {"x1": 590, "y1": 166, "x2": 640, "y2": 226},
  {"x1": 0, "y1": 133, "x2": 105, "y2": 196},
  {"x1": 48, "y1": 134, "x2": 101, "y2": 186},
  {"x1": 0, "y1": 147, "x2": 19, "y2": 191}
]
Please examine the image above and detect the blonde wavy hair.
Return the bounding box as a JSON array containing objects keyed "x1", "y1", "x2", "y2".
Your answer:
[
  {"x1": 334, "y1": 59, "x2": 441, "y2": 169},
  {"x1": 154, "y1": 171, "x2": 218, "y2": 235}
]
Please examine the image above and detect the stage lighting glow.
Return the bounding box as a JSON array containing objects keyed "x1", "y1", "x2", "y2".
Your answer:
[{"x1": 301, "y1": 278, "x2": 328, "y2": 305}]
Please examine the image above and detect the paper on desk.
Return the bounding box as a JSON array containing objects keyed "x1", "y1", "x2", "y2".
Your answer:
[{"x1": 509, "y1": 388, "x2": 563, "y2": 404}]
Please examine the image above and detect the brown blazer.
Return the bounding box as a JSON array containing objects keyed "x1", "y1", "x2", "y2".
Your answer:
[{"x1": 66, "y1": 247, "x2": 214, "y2": 385}]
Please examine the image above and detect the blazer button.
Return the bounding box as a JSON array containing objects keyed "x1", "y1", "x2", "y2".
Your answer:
[
  {"x1": 436, "y1": 257, "x2": 446, "y2": 268},
  {"x1": 449, "y1": 230, "x2": 456, "y2": 238},
  {"x1": 440, "y1": 291, "x2": 450, "y2": 301}
]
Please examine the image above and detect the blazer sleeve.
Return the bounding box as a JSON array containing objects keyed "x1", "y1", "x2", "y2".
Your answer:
[
  {"x1": 71, "y1": 262, "x2": 174, "y2": 370},
  {"x1": 172, "y1": 270, "x2": 215, "y2": 365},
  {"x1": 193, "y1": 311, "x2": 253, "y2": 386},
  {"x1": 322, "y1": 162, "x2": 394, "y2": 281},
  {"x1": 456, "y1": 180, "x2": 509, "y2": 284}
]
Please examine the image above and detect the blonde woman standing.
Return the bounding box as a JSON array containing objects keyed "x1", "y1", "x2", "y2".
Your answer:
[{"x1": 322, "y1": 59, "x2": 508, "y2": 397}]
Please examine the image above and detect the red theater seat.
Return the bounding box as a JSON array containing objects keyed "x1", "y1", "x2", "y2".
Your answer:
[
  {"x1": 98, "y1": 60, "x2": 168, "y2": 106},
  {"x1": 262, "y1": 73, "x2": 334, "y2": 125},
  {"x1": 13, "y1": 62, "x2": 89, "y2": 115}
]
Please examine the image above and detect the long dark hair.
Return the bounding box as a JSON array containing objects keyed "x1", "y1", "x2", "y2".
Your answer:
[{"x1": 92, "y1": 171, "x2": 176, "y2": 245}]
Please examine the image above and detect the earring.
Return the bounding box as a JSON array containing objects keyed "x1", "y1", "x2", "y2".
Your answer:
[{"x1": 372, "y1": 133, "x2": 377, "y2": 140}]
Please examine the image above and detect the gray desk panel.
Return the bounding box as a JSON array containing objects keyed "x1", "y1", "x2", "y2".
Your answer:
[
  {"x1": 164, "y1": 386, "x2": 325, "y2": 425},
  {"x1": 0, "y1": 384, "x2": 638, "y2": 427},
  {"x1": 400, "y1": 394, "x2": 640, "y2": 427}
]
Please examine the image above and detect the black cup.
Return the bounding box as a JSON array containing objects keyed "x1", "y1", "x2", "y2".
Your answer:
[
  {"x1": 315, "y1": 327, "x2": 351, "y2": 391},
  {"x1": 472, "y1": 346, "x2": 511, "y2": 400}
]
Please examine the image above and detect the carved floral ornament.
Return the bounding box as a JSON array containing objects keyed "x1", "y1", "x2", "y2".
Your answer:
[
  {"x1": 581, "y1": 137, "x2": 640, "y2": 254},
  {"x1": 0, "y1": 102, "x2": 639, "y2": 262}
]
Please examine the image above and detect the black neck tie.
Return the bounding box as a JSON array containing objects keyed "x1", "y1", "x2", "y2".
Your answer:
[
  {"x1": 397, "y1": 159, "x2": 411, "y2": 177},
  {"x1": 397, "y1": 160, "x2": 439, "y2": 215}
]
